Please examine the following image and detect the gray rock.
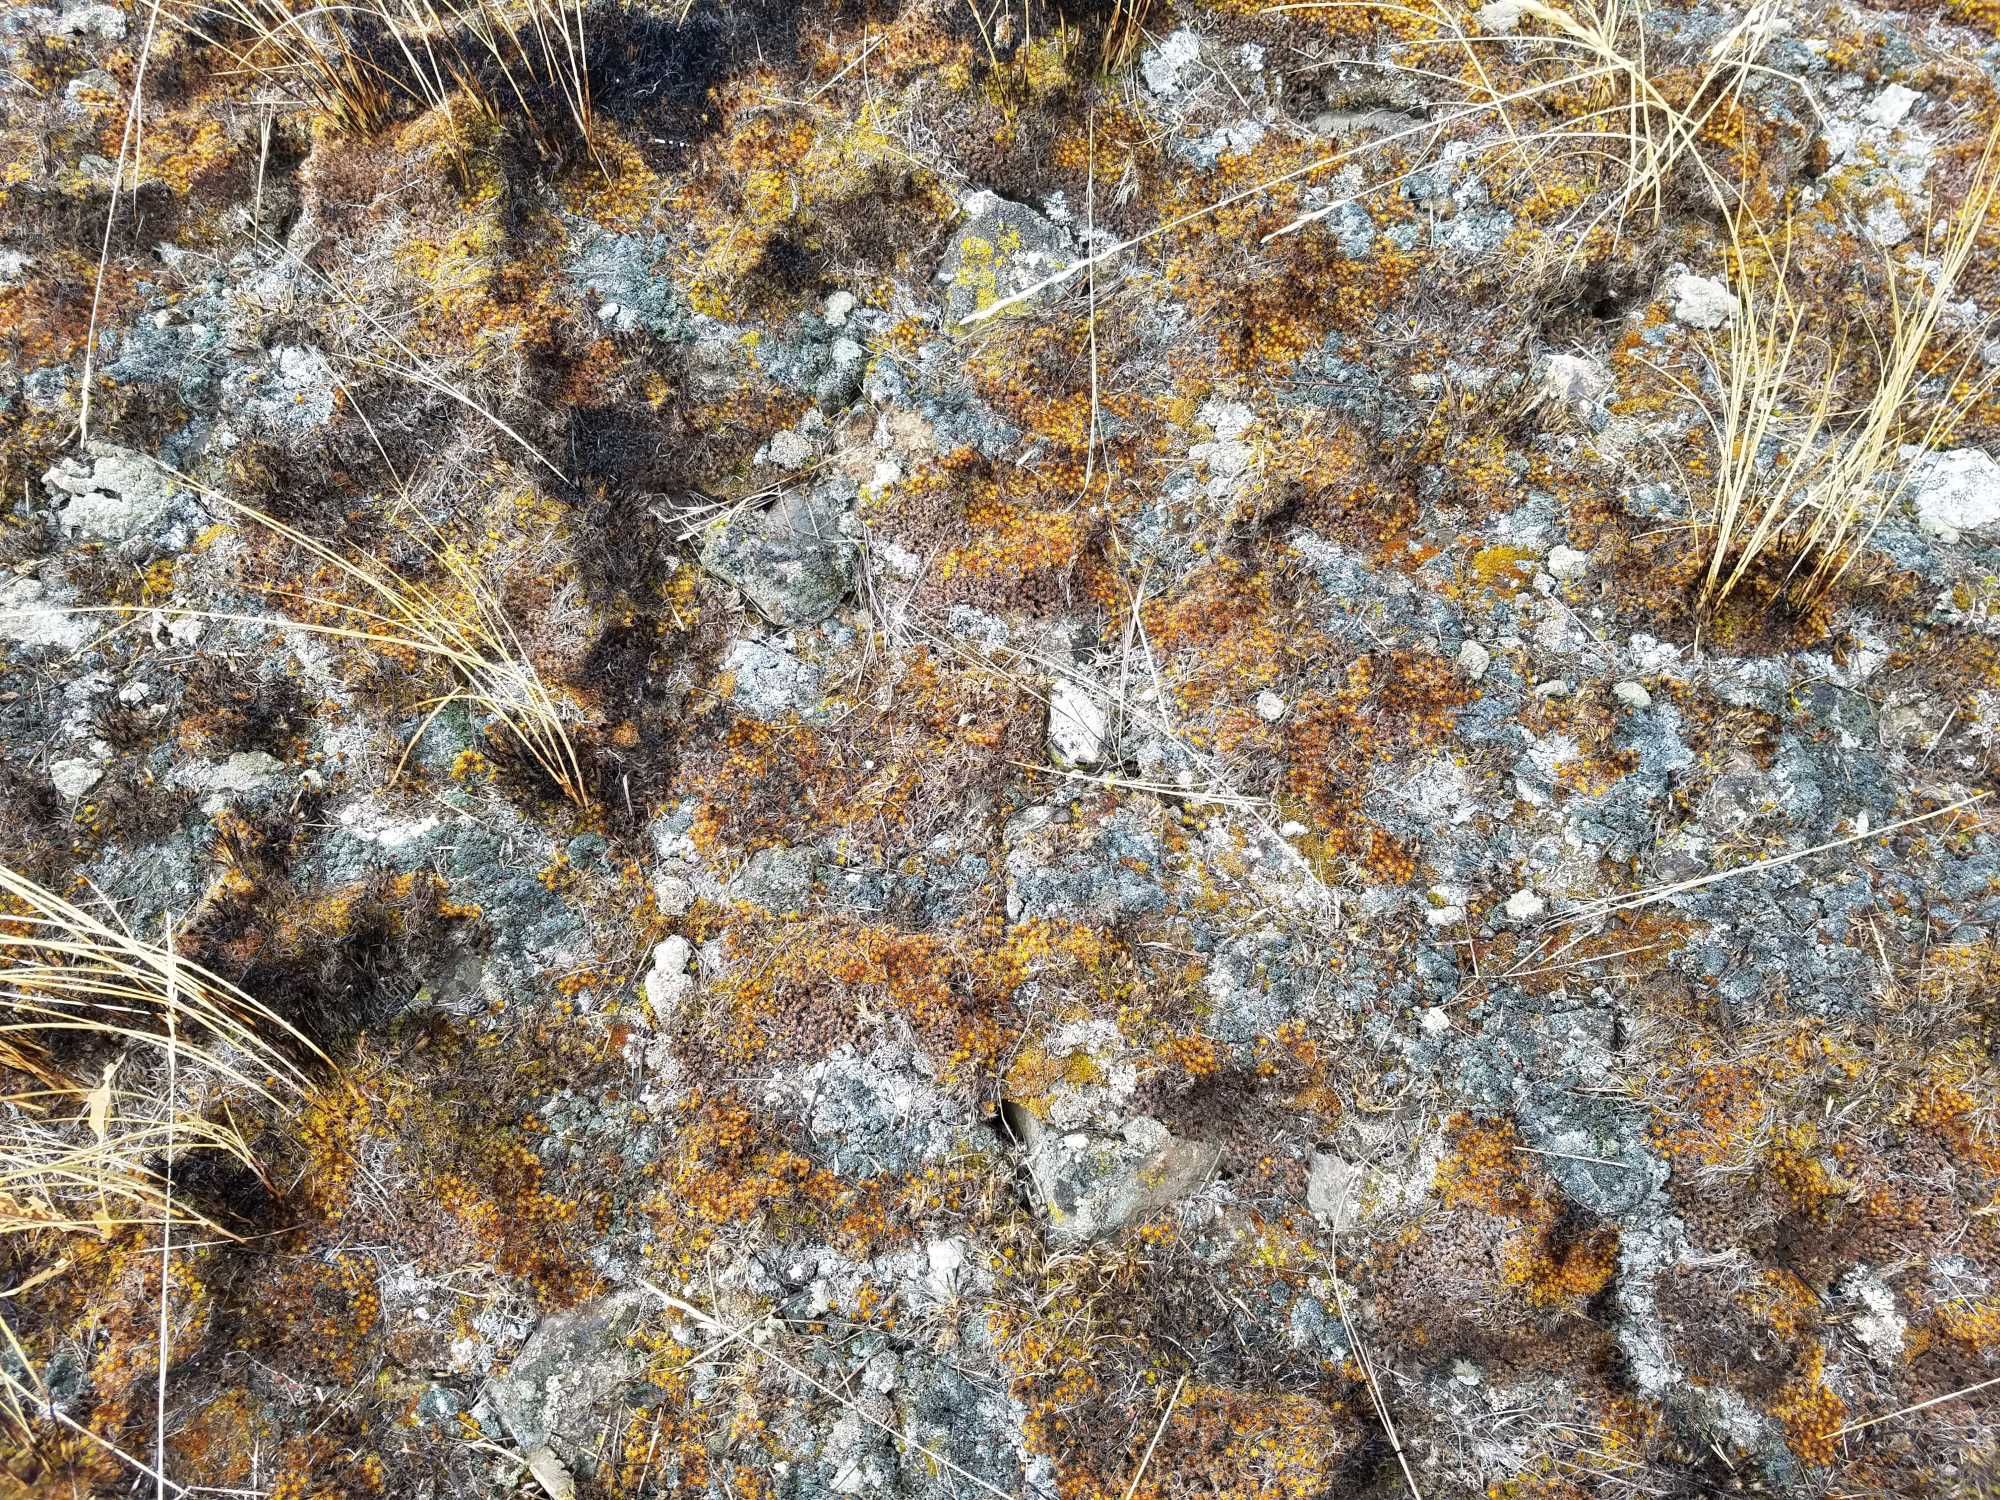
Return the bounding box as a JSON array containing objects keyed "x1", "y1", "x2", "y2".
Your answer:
[
  {"x1": 1667, "y1": 272, "x2": 1737, "y2": 329},
  {"x1": 1006, "y1": 810, "x2": 1164, "y2": 923},
  {"x1": 1047, "y1": 677, "x2": 1107, "y2": 765},
  {"x1": 0, "y1": 575, "x2": 93, "y2": 652},
  {"x1": 643, "y1": 936, "x2": 692, "y2": 1018},
  {"x1": 1141, "y1": 29, "x2": 1204, "y2": 98},
  {"x1": 700, "y1": 487, "x2": 852, "y2": 625},
  {"x1": 721, "y1": 637, "x2": 823, "y2": 720},
  {"x1": 483, "y1": 1289, "x2": 651, "y2": 1460},
  {"x1": 49, "y1": 757, "x2": 103, "y2": 800},
  {"x1": 44, "y1": 442, "x2": 195, "y2": 548},
  {"x1": 1612, "y1": 680, "x2": 1652, "y2": 710},
  {"x1": 203, "y1": 751, "x2": 285, "y2": 792},
  {"x1": 938, "y1": 193, "x2": 1071, "y2": 325},
  {"x1": 1546, "y1": 545, "x2": 1589, "y2": 581},
  {"x1": 1910, "y1": 447, "x2": 2000, "y2": 542},
  {"x1": 1306, "y1": 1152, "x2": 1363, "y2": 1226},
  {"x1": 1020, "y1": 1113, "x2": 1219, "y2": 1243},
  {"x1": 53, "y1": 1, "x2": 125, "y2": 38}
]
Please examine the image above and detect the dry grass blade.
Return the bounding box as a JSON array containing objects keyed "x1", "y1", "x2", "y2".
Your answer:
[
  {"x1": 185, "y1": 0, "x2": 601, "y2": 171},
  {"x1": 1793, "y1": 117, "x2": 2000, "y2": 600},
  {"x1": 0, "y1": 864, "x2": 318, "y2": 1102},
  {"x1": 1832, "y1": 1372, "x2": 2000, "y2": 1439},
  {"x1": 79, "y1": 0, "x2": 171, "y2": 442},
  {"x1": 1325, "y1": 1177, "x2": 1423, "y2": 1499},
  {"x1": 120, "y1": 464, "x2": 590, "y2": 806},
  {"x1": 1121, "y1": 1373, "x2": 1186, "y2": 1500},
  {"x1": 959, "y1": 0, "x2": 1810, "y2": 326},
  {"x1": 1559, "y1": 792, "x2": 1989, "y2": 924},
  {"x1": 0, "y1": 869, "x2": 318, "y2": 1479},
  {"x1": 1687, "y1": 119, "x2": 2000, "y2": 608}
]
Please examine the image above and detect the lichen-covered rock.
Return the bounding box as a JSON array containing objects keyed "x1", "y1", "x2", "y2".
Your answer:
[
  {"x1": 1019, "y1": 1112, "x2": 1221, "y2": 1244},
  {"x1": 43, "y1": 442, "x2": 199, "y2": 549},
  {"x1": 700, "y1": 486, "x2": 854, "y2": 624},
  {"x1": 482, "y1": 1290, "x2": 651, "y2": 1465},
  {"x1": 1910, "y1": 446, "x2": 2000, "y2": 542},
  {"x1": 937, "y1": 192, "x2": 1071, "y2": 325}
]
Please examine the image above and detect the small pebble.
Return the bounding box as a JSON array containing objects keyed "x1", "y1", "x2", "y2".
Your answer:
[
  {"x1": 1613, "y1": 680, "x2": 1652, "y2": 710},
  {"x1": 1547, "y1": 545, "x2": 1589, "y2": 580}
]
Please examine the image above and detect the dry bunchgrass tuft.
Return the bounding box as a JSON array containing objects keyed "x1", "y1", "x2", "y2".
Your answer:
[
  {"x1": 168, "y1": 470, "x2": 592, "y2": 807},
  {"x1": 0, "y1": 864, "x2": 320, "y2": 1448},
  {"x1": 47, "y1": 458, "x2": 591, "y2": 806},
  {"x1": 185, "y1": 0, "x2": 598, "y2": 167},
  {"x1": 188, "y1": 478, "x2": 588, "y2": 812},
  {"x1": 964, "y1": 0, "x2": 1810, "y2": 326},
  {"x1": 1101, "y1": 0, "x2": 1154, "y2": 73},
  {"x1": 1681, "y1": 120, "x2": 2000, "y2": 609},
  {"x1": 1265, "y1": 0, "x2": 1805, "y2": 247}
]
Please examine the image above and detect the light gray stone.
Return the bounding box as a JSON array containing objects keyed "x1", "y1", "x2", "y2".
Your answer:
[
  {"x1": 700, "y1": 487, "x2": 852, "y2": 625},
  {"x1": 1911, "y1": 447, "x2": 2000, "y2": 542},
  {"x1": 49, "y1": 758, "x2": 103, "y2": 800},
  {"x1": 1668, "y1": 272, "x2": 1738, "y2": 330},
  {"x1": 1048, "y1": 678, "x2": 1108, "y2": 766},
  {"x1": 44, "y1": 442, "x2": 190, "y2": 546}
]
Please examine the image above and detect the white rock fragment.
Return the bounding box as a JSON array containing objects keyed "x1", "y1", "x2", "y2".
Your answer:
[
  {"x1": 1254, "y1": 690, "x2": 1287, "y2": 722},
  {"x1": 1504, "y1": 887, "x2": 1547, "y2": 922},
  {"x1": 765, "y1": 429, "x2": 813, "y2": 470},
  {"x1": 1866, "y1": 84, "x2": 1923, "y2": 129},
  {"x1": 1668, "y1": 272, "x2": 1739, "y2": 330},
  {"x1": 1306, "y1": 1152, "x2": 1362, "y2": 1224},
  {"x1": 44, "y1": 442, "x2": 188, "y2": 545},
  {"x1": 1612, "y1": 680, "x2": 1652, "y2": 710},
  {"x1": 1911, "y1": 447, "x2": 2000, "y2": 542},
  {"x1": 1841, "y1": 1268, "x2": 1907, "y2": 1362},
  {"x1": 643, "y1": 935, "x2": 694, "y2": 1017},
  {"x1": 1863, "y1": 199, "x2": 1910, "y2": 248},
  {"x1": 1476, "y1": 0, "x2": 1531, "y2": 31},
  {"x1": 49, "y1": 758, "x2": 103, "y2": 800},
  {"x1": 1540, "y1": 352, "x2": 1611, "y2": 406},
  {"x1": 0, "y1": 576, "x2": 93, "y2": 651},
  {"x1": 204, "y1": 751, "x2": 284, "y2": 792},
  {"x1": 1546, "y1": 545, "x2": 1589, "y2": 581},
  {"x1": 1456, "y1": 639, "x2": 1491, "y2": 680},
  {"x1": 1048, "y1": 678, "x2": 1108, "y2": 765},
  {"x1": 1140, "y1": 29, "x2": 1203, "y2": 98}
]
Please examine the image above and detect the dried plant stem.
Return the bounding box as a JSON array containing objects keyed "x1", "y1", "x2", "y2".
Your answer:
[
  {"x1": 1562, "y1": 792, "x2": 1988, "y2": 924},
  {"x1": 1121, "y1": 1373, "x2": 1186, "y2": 1500},
  {"x1": 639, "y1": 1283, "x2": 1018, "y2": 1500},
  {"x1": 1833, "y1": 1373, "x2": 2000, "y2": 1439}
]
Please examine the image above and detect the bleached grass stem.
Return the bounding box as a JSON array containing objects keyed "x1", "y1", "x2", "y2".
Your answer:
[
  {"x1": 639, "y1": 1283, "x2": 1018, "y2": 1500},
  {"x1": 1560, "y1": 792, "x2": 1988, "y2": 925}
]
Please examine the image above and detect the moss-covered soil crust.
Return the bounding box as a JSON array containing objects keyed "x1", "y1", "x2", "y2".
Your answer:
[{"x1": 5, "y1": 0, "x2": 2000, "y2": 1494}]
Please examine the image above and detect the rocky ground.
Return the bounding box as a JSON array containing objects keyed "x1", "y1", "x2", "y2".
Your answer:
[{"x1": 4, "y1": 0, "x2": 2000, "y2": 1495}]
